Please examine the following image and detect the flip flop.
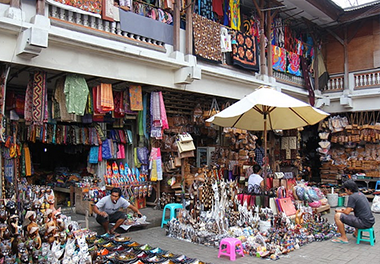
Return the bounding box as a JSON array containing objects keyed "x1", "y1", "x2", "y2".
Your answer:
[
  {"x1": 331, "y1": 238, "x2": 348, "y2": 244},
  {"x1": 110, "y1": 229, "x2": 121, "y2": 237}
]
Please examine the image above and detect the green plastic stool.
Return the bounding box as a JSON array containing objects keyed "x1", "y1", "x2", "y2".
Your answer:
[
  {"x1": 161, "y1": 203, "x2": 183, "y2": 228},
  {"x1": 356, "y1": 227, "x2": 376, "y2": 246}
]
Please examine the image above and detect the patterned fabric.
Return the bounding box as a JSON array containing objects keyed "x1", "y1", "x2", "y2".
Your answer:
[
  {"x1": 232, "y1": 32, "x2": 259, "y2": 72},
  {"x1": 229, "y1": 0, "x2": 240, "y2": 30},
  {"x1": 100, "y1": 83, "x2": 114, "y2": 112},
  {"x1": 254, "y1": 146, "x2": 265, "y2": 167},
  {"x1": 149, "y1": 147, "x2": 162, "y2": 181},
  {"x1": 32, "y1": 71, "x2": 48, "y2": 125},
  {"x1": 53, "y1": 0, "x2": 101, "y2": 14},
  {"x1": 287, "y1": 51, "x2": 302, "y2": 77},
  {"x1": 129, "y1": 85, "x2": 143, "y2": 111},
  {"x1": 150, "y1": 92, "x2": 162, "y2": 139},
  {"x1": 198, "y1": 0, "x2": 213, "y2": 20},
  {"x1": 0, "y1": 64, "x2": 10, "y2": 116},
  {"x1": 64, "y1": 74, "x2": 89, "y2": 116},
  {"x1": 89, "y1": 146, "x2": 99, "y2": 163},
  {"x1": 24, "y1": 74, "x2": 34, "y2": 124},
  {"x1": 193, "y1": 13, "x2": 222, "y2": 62},
  {"x1": 113, "y1": 91, "x2": 124, "y2": 118},
  {"x1": 272, "y1": 45, "x2": 286, "y2": 72}
]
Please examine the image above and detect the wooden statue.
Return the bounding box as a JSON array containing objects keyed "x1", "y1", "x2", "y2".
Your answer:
[{"x1": 27, "y1": 227, "x2": 41, "y2": 250}]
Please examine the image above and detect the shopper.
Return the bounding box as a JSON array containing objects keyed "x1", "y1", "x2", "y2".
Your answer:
[
  {"x1": 93, "y1": 187, "x2": 142, "y2": 236},
  {"x1": 332, "y1": 180, "x2": 375, "y2": 244}
]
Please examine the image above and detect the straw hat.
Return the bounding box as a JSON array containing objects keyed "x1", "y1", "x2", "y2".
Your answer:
[
  {"x1": 29, "y1": 226, "x2": 39, "y2": 234},
  {"x1": 25, "y1": 211, "x2": 36, "y2": 220}
]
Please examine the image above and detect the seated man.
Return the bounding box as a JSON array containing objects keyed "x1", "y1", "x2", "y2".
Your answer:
[
  {"x1": 93, "y1": 187, "x2": 142, "y2": 236},
  {"x1": 247, "y1": 164, "x2": 264, "y2": 193},
  {"x1": 332, "y1": 180, "x2": 375, "y2": 244}
]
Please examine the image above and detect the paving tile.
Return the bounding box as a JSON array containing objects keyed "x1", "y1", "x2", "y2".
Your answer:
[{"x1": 66, "y1": 205, "x2": 380, "y2": 263}]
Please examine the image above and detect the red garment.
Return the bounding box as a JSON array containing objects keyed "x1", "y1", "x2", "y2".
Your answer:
[{"x1": 213, "y1": 0, "x2": 224, "y2": 17}]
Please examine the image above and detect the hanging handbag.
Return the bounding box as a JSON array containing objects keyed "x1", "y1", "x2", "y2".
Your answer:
[{"x1": 178, "y1": 132, "x2": 193, "y2": 143}]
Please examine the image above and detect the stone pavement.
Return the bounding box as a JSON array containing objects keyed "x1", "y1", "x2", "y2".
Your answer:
[{"x1": 64, "y1": 206, "x2": 380, "y2": 264}]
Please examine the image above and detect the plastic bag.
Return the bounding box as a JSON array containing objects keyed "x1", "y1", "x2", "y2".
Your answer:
[{"x1": 371, "y1": 195, "x2": 380, "y2": 213}]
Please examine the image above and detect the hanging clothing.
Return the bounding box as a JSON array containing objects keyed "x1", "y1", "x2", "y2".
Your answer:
[
  {"x1": 312, "y1": 49, "x2": 329, "y2": 90},
  {"x1": 100, "y1": 83, "x2": 114, "y2": 112},
  {"x1": 89, "y1": 146, "x2": 99, "y2": 164},
  {"x1": 129, "y1": 85, "x2": 143, "y2": 111},
  {"x1": 64, "y1": 74, "x2": 89, "y2": 116},
  {"x1": 54, "y1": 77, "x2": 76, "y2": 122},
  {"x1": 199, "y1": 0, "x2": 213, "y2": 20},
  {"x1": 212, "y1": 0, "x2": 223, "y2": 17},
  {"x1": 220, "y1": 27, "x2": 232, "y2": 53},
  {"x1": 159, "y1": 91, "x2": 168, "y2": 130},
  {"x1": 229, "y1": 0, "x2": 240, "y2": 30},
  {"x1": 24, "y1": 74, "x2": 33, "y2": 124},
  {"x1": 142, "y1": 93, "x2": 149, "y2": 139},
  {"x1": 113, "y1": 91, "x2": 124, "y2": 118},
  {"x1": 149, "y1": 147, "x2": 162, "y2": 181},
  {"x1": 301, "y1": 56, "x2": 315, "y2": 106}
]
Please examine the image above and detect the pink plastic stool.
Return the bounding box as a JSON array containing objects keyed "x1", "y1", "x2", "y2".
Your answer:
[{"x1": 218, "y1": 237, "x2": 244, "y2": 261}]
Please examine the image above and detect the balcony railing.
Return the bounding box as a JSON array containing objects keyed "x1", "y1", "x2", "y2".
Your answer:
[
  {"x1": 322, "y1": 69, "x2": 380, "y2": 92},
  {"x1": 273, "y1": 71, "x2": 305, "y2": 88},
  {"x1": 48, "y1": 3, "x2": 166, "y2": 48},
  {"x1": 354, "y1": 70, "x2": 380, "y2": 89},
  {"x1": 326, "y1": 74, "x2": 344, "y2": 92}
]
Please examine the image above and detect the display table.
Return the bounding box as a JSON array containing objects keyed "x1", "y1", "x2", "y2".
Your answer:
[{"x1": 353, "y1": 178, "x2": 379, "y2": 189}]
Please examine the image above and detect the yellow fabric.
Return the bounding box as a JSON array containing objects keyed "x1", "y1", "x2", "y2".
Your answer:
[
  {"x1": 24, "y1": 144, "x2": 32, "y2": 176},
  {"x1": 150, "y1": 160, "x2": 157, "y2": 181}
]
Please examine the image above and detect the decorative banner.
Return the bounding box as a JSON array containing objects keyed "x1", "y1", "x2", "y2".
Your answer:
[
  {"x1": 193, "y1": 13, "x2": 222, "y2": 62},
  {"x1": 232, "y1": 32, "x2": 259, "y2": 72},
  {"x1": 287, "y1": 51, "x2": 302, "y2": 77},
  {"x1": 272, "y1": 45, "x2": 286, "y2": 72}
]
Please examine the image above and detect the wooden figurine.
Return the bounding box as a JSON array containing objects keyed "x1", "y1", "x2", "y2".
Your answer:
[{"x1": 28, "y1": 227, "x2": 41, "y2": 250}]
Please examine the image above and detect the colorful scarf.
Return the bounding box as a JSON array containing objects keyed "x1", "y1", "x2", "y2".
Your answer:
[
  {"x1": 129, "y1": 85, "x2": 143, "y2": 111},
  {"x1": 32, "y1": 71, "x2": 48, "y2": 124},
  {"x1": 159, "y1": 91, "x2": 168, "y2": 129},
  {"x1": 100, "y1": 83, "x2": 114, "y2": 112}
]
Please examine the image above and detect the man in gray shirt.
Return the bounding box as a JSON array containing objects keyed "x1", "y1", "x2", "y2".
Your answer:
[
  {"x1": 332, "y1": 180, "x2": 375, "y2": 244},
  {"x1": 93, "y1": 187, "x2": 142, "y2": 236}
]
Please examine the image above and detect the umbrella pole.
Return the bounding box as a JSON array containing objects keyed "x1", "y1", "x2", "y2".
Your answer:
[{"x1": 263, "y1": 113, "x2": 268, "y2": 203}]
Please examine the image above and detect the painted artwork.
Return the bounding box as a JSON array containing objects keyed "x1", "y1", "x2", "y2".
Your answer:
[
  {"x1": 272, "y1": 45, "x2": 286, "y2": 72},
  {"x1": 287, "y1": 51, "x2": 302, "y2": 77}
]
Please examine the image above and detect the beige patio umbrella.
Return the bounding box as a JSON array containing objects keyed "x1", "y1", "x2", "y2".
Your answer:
[{"x1": 207, "y1": 87, "x2": 329, "y2": 190}]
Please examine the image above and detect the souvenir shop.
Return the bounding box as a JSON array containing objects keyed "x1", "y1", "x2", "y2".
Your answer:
[
  {"x1": 1, "y1": 61, "x2": 350, "y2": 262},
  {"x1": 317, "y1": 112, "x2": 380, "y2": 191}
]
